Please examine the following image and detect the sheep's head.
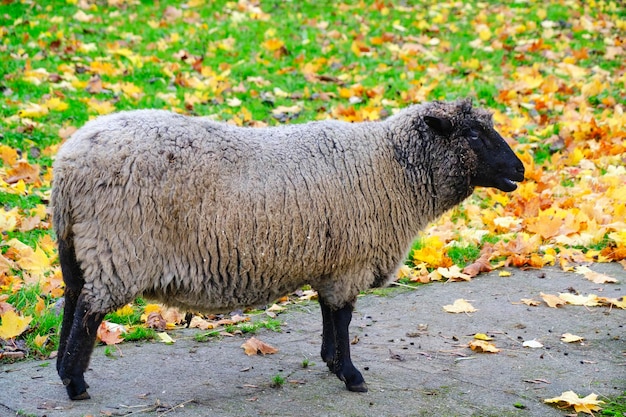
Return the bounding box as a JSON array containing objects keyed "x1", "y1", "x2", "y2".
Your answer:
[{"x1": 423, "y1": 99, "x2": 525, "y2": 192}]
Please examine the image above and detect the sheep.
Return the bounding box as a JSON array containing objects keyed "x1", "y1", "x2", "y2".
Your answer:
[{"x1": 52, "y1": 98, "x2": 525, "y2": 400}]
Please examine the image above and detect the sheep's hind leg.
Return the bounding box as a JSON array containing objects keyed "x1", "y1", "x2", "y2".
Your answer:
[
  {"x1": 319, "y1": 297, "x2": 368, "y2": 392},
  {"x1": 319, "y1": 296, "x2": 336, "y2": 369},
  {"x1": 57, "y1": 292, "x2": 105, "y2": 400},
  {"x1": 56, "y1": 237, "x2": 82, "y2": 374}
]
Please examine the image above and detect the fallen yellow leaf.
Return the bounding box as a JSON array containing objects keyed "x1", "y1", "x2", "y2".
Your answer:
[
  {"x1": 0, "y1": 310, "x2": 33, "y2": 339},
  {"x1": 574, "y1": 266, "x2": 619, "y2": 284},
  {"x1": 157, "y1": 332, "x2": 175, "y2": 344},
  {"x1": 469, "y1": 339, "x2": 499, "y2": 353},
  {"x1": 558, "y1": 293, "x2": 601, "y2": 307},
  {"x1": 437, "y1": 265, "x2": 472, "y2": 281},
  {"x1": 540, "y1": 292, "x2": 566, "y2": 308},
  {"x1": 520, "y1": 298, "x2": 541, "y2": 306},
  {"x1": 544, "y1": 391, "x2": 604, "y2": 414},
  {"x1": 34, "y1": 334, "x2": 48, "y2": 347},
  {"x1": 443, "y1": 299, "x2": 477, "y2": 314},
  {"x1": 473, "y1": 333, "x2": 493, "y2": 341}
]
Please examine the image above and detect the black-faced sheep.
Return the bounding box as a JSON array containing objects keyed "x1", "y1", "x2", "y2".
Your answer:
[{"x1": 52, "y1": 98, "x2": 524, "y2": 400}]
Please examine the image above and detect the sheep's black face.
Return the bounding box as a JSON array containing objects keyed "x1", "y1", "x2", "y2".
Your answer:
[
  {"x1": 423, "y1": 113, "x2": 525, "y2": 192},
  {"x1": 463, "y1": 122, "x2": 525, "y2": 192}
]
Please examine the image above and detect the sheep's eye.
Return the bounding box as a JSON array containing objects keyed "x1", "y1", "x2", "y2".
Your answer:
[{"x1": 468, "y1": 129, "x2": 480, "y2": 140}]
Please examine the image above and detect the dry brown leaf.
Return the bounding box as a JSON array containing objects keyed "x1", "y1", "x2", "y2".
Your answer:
[
  {"x1": 462, "y1": 253, "x2": 493, "y2": 277},
  {"x1": 241, "y1": 337, "x2": 278, "y2": 356},
  {"x1": 145, "y1": 311, "x2": 167, "y2": 330}
]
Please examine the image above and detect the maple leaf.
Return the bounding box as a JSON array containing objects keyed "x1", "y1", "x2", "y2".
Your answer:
[
  {"x1": 558, "y1": 293, "x2": 601, "y2": 307},
  {"x1": 437, "y1": 265, "x2": 472, "y2": 281},
  {"x1": 443, "y1": 299, "x2": 477, "y2": 314},
  {"x1": 540, "y1": 292, "x2": 566, "y2": 308},
  {"x1": 241, "y1": 337, "x2": 278, "y2": 356},
  {"x1": 411, "y1": 236, "x2": 453, "y2": 268},
  {"x1": 544, "y1": 391, "x2": 604, "y2": 414},
  {"x1": 0, "y1": 310, "x2": 32, "y2": 339},
  {"x1": 574, "y1": 265, "x2": 619, "y2": 284}
]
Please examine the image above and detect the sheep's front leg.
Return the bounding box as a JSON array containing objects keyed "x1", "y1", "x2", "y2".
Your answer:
[
  {"x1": 57, "y1": 293, "x2": 105, "y2": 400},
  {"x1": 319, "y1": 297, "x2": 368, "y2": 392}
]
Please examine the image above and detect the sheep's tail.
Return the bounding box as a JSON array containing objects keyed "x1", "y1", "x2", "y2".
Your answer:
[
  {"x1": 50, "y1": 177, "x2": 83, "y2": 288},
  {"x1": 51, "y1": 178, "x2": 72, "y2": 243}
]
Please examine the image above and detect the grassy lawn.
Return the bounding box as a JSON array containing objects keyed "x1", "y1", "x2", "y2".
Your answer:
[{"x1": 0, "y1": 0, "x2": 624, "y2": 371}]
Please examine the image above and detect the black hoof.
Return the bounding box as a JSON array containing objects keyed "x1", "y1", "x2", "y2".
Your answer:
[
  {"x1": 71, "y1": 390, "x2": 91, "y2": 400},
  {"x1": 62, "y1": 375, "x2": 90, "y2": 400},
  {"x1": 347, "y1": 381, "x2": 368, "y2": 392}
]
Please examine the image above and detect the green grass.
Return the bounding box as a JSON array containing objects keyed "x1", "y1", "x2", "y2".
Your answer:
[
  {"x1": 195, "y1": 318, "x2": 282, "y2": 342},
  {"x1": 601, "y1": 391, "x2": 626, "y2": 416},
  {"x1": 270, "y1": 373, "x2": 285, "y2": 388},
  {"x1": 4, "y1": 284, "x2": 61, "y2": 358},
  {"x1": 447, "y1": 244, "x2": 481, "y2": 267},
  {"x1": 122, "y1": 326, "x2": 156, "y2": 342}
]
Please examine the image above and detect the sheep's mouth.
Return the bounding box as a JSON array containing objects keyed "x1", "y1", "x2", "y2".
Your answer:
[
  {"x1": 498, "y1": 177, "x2": 520, "y2": 192},
  {"x1": 495, "y1": 170, "x2": 525, "y2": 192}
]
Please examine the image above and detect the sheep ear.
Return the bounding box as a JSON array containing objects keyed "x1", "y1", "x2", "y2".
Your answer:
[{"x1": 424, "y1": 116, "x2": 453, "y2": 136}]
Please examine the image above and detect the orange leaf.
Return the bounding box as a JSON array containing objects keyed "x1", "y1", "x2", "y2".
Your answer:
[
  {"x1": 0, "y1": 145, "x2": 18, "y2": 166},
  {"x1": 261, "y1": 38, "x2": 285, "y2": 52},
  {"x1": 241, "y1": 337, "x2": 278, "y2": 356},
  {"x1": 525, "y1": 215, "x2": 562, "y2": 240},
  {"x1": 96, "y1": 321, "x2": 125, "y2": 345},
  {"x1": 4, "y1": 161, "x2": 40, "y2": 185}
]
